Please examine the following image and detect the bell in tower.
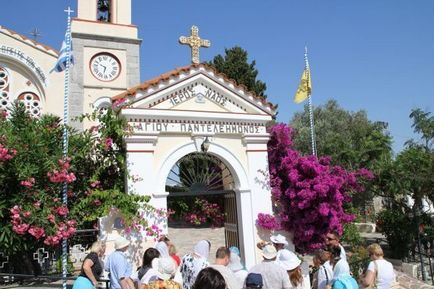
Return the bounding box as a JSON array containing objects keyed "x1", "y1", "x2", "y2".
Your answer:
[{"x1": 97, "y1": 0, "x2": 111, "y2": 22}]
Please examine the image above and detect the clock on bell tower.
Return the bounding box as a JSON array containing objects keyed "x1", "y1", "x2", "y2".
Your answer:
[{"x1": 70, "y1": 0, "x2": 141, "y2": 129}]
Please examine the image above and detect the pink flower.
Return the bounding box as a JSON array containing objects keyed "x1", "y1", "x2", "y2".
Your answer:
[
  {"x1": 13, "y1": 223, "x2": 29, "y2": 235},
  {"x1": 104, "y1": 138, "x2": 113, "y2": 151},
  {"x1": 22, "y1": 211, "x2": 32, "y2": 217},
  {"x1": 20, "y1": 178, "x2": 35, "y2": 188},
  {"x1": 44, "y1": 235, "x2": 60, "y2": 246},
  {"x1": 94, "y1": 199, "x2": 102, "y2": 206},
  {"x1": 47, "y1": 214, "x2": 56, "y2": 223},
  {"x1": 12, "y1": 213, "x2": 21, "y2": 221},
  {"x1": 33, "y1": 201, "x2": 41, "y2": 208},
  {"x1": 55, "y1": 206, "x2": 69, "y2": 216},
  {"x1": 28, "y1": 226, "x2": 45, "y2": 239},
  {"x1": 10, "y1": 205, "x2": 21, "y2": 214}
]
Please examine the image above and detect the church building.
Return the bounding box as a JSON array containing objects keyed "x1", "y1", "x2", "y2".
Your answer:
[{"x1": 0, "y1": 0, "x2": 281, "y2": 268}]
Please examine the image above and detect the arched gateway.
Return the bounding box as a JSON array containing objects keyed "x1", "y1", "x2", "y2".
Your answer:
[{"x1": 115, "y1": 64, "x2": 277, "y2": 268}]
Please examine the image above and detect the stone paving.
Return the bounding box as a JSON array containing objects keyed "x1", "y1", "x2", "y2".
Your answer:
[{"x1": 167, "y1": 226, "x2": 225, "y2": 261}]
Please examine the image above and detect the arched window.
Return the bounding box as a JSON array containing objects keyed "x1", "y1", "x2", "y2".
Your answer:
[
  {"x1": 93, "y1": 96, "x2": 112, "y2": 115},
  {"x1": 18, "y1": 92, "x2": 41, "y2": 117},
  {"x1": 0, "y1": 67, "x2": 10, "y2": 112},
  {"x1": 97, "y1": 0, "x2": 111, "y2": 22}
]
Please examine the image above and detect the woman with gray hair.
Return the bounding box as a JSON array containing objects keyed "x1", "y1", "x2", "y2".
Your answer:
[{"x1": 73, "y1": 240, "x2": 106, "y2": 289}]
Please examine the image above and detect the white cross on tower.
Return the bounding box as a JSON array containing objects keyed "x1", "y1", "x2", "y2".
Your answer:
[{"x1": 179, "y1": 25, "x2": 211, "y2": 64}]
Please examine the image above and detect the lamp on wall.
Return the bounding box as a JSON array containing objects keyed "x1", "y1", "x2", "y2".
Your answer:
[{"x1": 201, "y1": 137, "x2": 210, "y2": 153}]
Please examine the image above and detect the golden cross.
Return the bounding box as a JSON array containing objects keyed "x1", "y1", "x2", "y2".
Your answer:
[{"x1": 179, "y1": 25, "x2": 211, "y2": 64}]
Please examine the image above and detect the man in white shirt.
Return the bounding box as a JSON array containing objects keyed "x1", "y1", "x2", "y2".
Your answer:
[
  {"x1": 209, "y1": 246, "x2": 242, "y2": 289},
  {"x1": 248, "y1": 244, "x2": 291, "y2": 289},
  {"x1": 325, "y1": 231, "x2": 346, "y2": 261}
]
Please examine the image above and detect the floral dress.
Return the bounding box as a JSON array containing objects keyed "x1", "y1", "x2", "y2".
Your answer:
[{"x1": 180, "y1": 254, "x2": 209, "y2": 289}]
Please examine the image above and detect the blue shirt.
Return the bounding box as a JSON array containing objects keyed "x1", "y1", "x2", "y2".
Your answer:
[
  {"x1": 333, "y1": 277, "x2": 359, "y2": 289},
  {"x1": 105, "y1": 251, "x2": 132, "y2": 289}
]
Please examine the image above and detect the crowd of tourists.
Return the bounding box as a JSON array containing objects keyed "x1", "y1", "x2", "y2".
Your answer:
[{"x1": 72, "y1": 231, "x2": 397, "y2": 289}]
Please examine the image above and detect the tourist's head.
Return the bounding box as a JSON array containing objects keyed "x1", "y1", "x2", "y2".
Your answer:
[
  {"x1": 156, "y1": 257, "x2": 177, "y2": 280},
  {"x1": 276, "y1": 249, "x2": 303, "y2": 287},
  {"x1": 114, "y1": 236, "x2": 130, "y2": 252},
  {"x1": 261, "y1": 244, "x2": 277, "y2": 261},
  {"x1": 156, "y1": 240, "x2": 170, "y2": 258},
  {"x1": 142, "y1": 247, "x2": 160, "y2": 268},
  {"x1": 245, "y1": 273, "x2": 263, "y2": 289},
  {"x1": 325, "y1": 231, "x2": 340, "y2": 249},
  {"x1": 194, "y1": 240, "x2": 211, "y2": 260},
  {"x1": 313, "y1": 249, "x2": 330, "y2": 267},
  {"x1": 367, "y1": 243, "x2": 384, "y2": 260},
  {"x1": 90, "y1": 240, "x2": 106, "y2": 257},
  {"x1": 270, "y1": 233, "x2": 288, "y2": 251},
  {"x1": 192, "y1": 267, "x2": 226, "y2": 289},
  {"x1": 215, "y1": 246, "x2": 231, "y2": 266},
  {"x1": 169, "y1": 244, "x2": 177, "y2": 256}
]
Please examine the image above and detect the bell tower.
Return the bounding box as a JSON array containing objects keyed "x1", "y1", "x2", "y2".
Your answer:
[{"x1": 70, "y1": 0, "x2": 141, "y2": 129}]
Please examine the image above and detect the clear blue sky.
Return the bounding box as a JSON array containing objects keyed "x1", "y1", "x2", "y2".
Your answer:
[{"x1": 1, "y1": 0, "x2": 433, "y2": 154}]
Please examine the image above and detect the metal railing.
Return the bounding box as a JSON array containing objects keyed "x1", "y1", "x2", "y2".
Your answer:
[{"x1": 0, "y1": 229, "x2": 99, "y2": 286}]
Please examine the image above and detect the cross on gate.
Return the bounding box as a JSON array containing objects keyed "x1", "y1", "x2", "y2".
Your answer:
[
  {"x1": 179, "y1": 25, "x2": 211, "y2": 64},
  {"x1": 0, "y1": 252, "x2": 9, "y2": 269},
  {"x1": 33, "y1": 248, "x2": 49, "y2": 268}
]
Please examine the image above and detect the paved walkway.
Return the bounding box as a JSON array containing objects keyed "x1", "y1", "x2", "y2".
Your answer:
[{"x1": 168, "y1": 226, "x2": 225, "y2": 260}]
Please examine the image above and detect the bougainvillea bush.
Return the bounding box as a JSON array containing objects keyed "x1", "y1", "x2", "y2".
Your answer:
[
  {"x1": 257, "y1": 123, "x2": 373, "y2": 253},
  {"x1": 0, "y1": 103, "x2": 155, "y2": 264}
]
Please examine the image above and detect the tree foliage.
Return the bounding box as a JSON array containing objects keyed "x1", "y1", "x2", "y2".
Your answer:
[
  {"x1": 0, "y1": 103, "x2": 156, "y2": 258},
  {"x1": 207, "y1": 46, "x2": 267, "y2": 98},
  {"x1": 257, "y1": 123, "x2": 373, "y2": 253},
  {"x1": 290, "y1": 99, "x2": 392, "y2": 170},
  {"x1": 376, "y1": 108, "x2": 434, "y2": 257}
]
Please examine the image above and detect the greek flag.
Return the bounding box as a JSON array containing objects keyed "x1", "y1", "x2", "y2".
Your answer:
[{"x1": 51, "y1": 32, "x2": 74, "y2": 73}]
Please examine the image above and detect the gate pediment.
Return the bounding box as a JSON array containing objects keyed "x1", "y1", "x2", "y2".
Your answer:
[{"x1": 112, "y1": 64, "x2": 277, "y2": 116}]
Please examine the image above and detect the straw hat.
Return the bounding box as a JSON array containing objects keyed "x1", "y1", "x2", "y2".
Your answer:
[
  {"x1": 261, "y1": 244, "x2": 277, "y2": 260},
  {"x1": 114, "y1": 236, "x2": 130, "y2": 250}
]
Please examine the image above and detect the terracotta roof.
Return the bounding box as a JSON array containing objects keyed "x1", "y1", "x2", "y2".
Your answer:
[
  {"x1": 0, "y1": 25, "x2": 59, "y2": 55},
  {"x1": 111, "y1": 63, "x2": 277, "y2": 111}
]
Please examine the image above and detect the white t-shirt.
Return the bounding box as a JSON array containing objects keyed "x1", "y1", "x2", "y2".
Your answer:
[
  {"x1": 367, "y1": 259, "x2": 396, "y2": 289},
  {"x1": 339, "y1": 244, "x2": 346, "y2": 262},
  {"x1": 130, "y1": 267, "x2": 159, "y2": 286},
  {"x1": 209, "y1": 264, "x2": 242, "y2": 289},
  {"x1": 317, "y1": 261, "x2": 333, "y2": 289},
  {"x1": 248, "y1": 261, "x2": 291, "y2": 289}
]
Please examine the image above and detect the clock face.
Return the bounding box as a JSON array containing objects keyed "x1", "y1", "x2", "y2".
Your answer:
[{"x1": 90, "y1": 53, "x2": 121, "y2": 81}]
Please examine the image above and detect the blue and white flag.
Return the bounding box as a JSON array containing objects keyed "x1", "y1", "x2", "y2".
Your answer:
[{"x1": 51, "y1": 32, "x2": 74, "y2": 73}]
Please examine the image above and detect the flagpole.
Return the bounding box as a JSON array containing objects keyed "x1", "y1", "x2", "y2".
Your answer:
[
  {"x1": 62, "y1": 6, "x2": 73, "y2": 289},
  {"x1": 304, "y1": 46, "x2": 317, "y2": 157}
]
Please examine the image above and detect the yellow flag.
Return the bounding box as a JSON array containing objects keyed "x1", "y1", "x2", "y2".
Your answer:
[{"x1": 293, "y1": 68, "x2": 312, "y2": 103}]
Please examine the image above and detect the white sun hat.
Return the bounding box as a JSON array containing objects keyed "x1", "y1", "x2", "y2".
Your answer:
[
  {"x1": 277, "y1": 249, "x2": 301, "y2": 271},
  {"x1": 261, "y1": 244, "x2": 277, "y2": 260},
  {"x1": 114, "y1": 236, "x2": 130, "y2": 250},
  {"x1": 156, "y1": 257, "x2": 176, "y2": 280},
  {"x1": 270, "y1": 233, "x2": 289, "y2": 246}
]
